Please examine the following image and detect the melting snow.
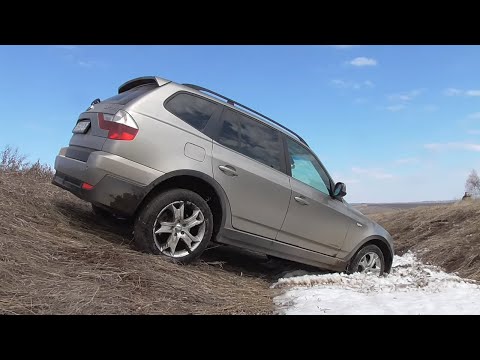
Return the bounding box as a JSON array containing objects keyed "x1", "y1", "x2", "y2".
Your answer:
[{"x1": 273, "y1": 252, "x2": 480, "y2": 315}]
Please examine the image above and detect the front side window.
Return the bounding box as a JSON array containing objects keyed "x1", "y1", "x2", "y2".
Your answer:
[
  {"x1": 286, "y1": 138, "x2": 331, "y2": 195},
  {"x1": 165, "y1": 93, "x2": 219, "y2": 131}
]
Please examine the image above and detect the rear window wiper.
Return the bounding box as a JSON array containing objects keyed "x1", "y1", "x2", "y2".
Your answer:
[{"x1": 87, "y1": 98, "x2": 101, "y2": 111}]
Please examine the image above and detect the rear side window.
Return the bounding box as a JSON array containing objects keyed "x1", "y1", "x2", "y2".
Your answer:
[
  {"x1": 165, "y1": 93, "x2": 219, "y2": 131},
  {"x1": 102, "y1": 84, "x2": 157, "y2": 105},
  {"x1": 216, "y1": 108, "x2": 283, "y2": 171},
  {"x1": 217, "y1": 109, "x2": 241, "y2": 149}
]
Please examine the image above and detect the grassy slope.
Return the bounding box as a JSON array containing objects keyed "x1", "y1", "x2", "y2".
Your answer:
[
  {"x1": 1, "y1": 149, "x2": 479, "y2": 313},
  {"x1": 0, "y1": 171, "x2": 276, "y2": 314},
  {"x1": 370, "y1": 200, "x2": 480, "y2": 281}
]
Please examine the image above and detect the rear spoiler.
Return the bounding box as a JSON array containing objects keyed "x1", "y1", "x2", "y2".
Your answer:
[{"x1": 118, "y1": 76, "x2": 171, "y2": 94}]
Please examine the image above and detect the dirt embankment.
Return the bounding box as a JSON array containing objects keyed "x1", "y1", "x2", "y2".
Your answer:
[
  {"x1": 370, "y1": 200, "x2": 480, "y2": 281},
  {"x1": 0, "y1": 170, "x2": 278, "y2": 314}
]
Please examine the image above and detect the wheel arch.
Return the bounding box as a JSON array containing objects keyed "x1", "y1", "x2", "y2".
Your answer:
[
  {"x1": 135, "y1": 170, "x2": 231, "y2": 242},
  {"x1": 346, "y1": 236, "x2": 394, "y2": 273}
]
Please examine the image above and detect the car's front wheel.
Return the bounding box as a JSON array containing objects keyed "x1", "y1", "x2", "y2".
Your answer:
[
  {"x1": 134, "y1": 189, "x2": 213, "y2": 264},
  {"x1": 347, "y1": 244, "x2": 385, "y2": 276}
]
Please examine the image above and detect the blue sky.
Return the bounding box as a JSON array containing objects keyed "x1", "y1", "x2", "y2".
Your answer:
[{"x1": 1, "y1": 45, "x2": 479, "y2": 203}]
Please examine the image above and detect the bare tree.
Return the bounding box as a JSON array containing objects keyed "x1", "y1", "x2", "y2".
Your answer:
[
  {"x1": 465, "y1": 169, "x2": 480, "y2": 196},
  {"x1": 1, "y1": 145, "x2": 28, "y2": 172}
]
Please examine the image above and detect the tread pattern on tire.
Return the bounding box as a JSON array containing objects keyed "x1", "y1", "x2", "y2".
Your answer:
[
  {"x1": 133, "y1": 188, "x2": 213, "y2": 264},
  {"x1": 347, "y1": 244, "x2": 385, "y2": 275}
]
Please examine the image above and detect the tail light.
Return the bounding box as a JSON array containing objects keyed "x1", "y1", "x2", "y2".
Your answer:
[
  {"x1": 81, "y1": 182, "x2": 94, "y2": 190},
  {"x1": 98, "y1": 110, "x2": 139, "y2": 141}
]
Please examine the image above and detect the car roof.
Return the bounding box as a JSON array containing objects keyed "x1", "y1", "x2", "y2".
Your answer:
[
  {"x1": 118, "y1": 76, "x2": 306, "y2": 146},
  {"x1": 173, "y1": 83, "x2": 304, "y2": 144}
]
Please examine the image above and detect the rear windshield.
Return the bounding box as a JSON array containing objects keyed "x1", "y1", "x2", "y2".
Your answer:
[{"x1": 102, "y1": 84, "x2": 157, "y2": 105}]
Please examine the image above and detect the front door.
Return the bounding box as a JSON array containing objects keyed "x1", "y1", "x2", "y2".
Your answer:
[{"x1": 276, "y1": 137, "x2": 351, "y2": 256}]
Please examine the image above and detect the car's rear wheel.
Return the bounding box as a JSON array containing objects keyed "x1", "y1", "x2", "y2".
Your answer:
[
  {"x1": 134, "y1": 189, "x2": 213, "y2": 264},
  {"x1": 347, "y1": 244, "x2": 385, "y2": 276}
]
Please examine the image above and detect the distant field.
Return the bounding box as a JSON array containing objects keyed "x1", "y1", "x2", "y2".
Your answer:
[
  {"x1": 370, "y1": 199, "x2": 480, "y2": 282},
  {"x1": 352, "y1": 201, "x2": 456, "y2": 215}
]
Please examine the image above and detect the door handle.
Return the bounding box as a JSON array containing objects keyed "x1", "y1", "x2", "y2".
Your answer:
[
  {"x1": 218, "y1": 165, "x2": 238, "y2": 176},
  {"x1": 294, "y1": 196, "x2": 309, "y2": 205}
]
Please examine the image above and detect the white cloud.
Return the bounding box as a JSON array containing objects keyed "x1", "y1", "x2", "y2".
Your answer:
[
  {"x1": 331, "y1": 45, "x2": 360, "y2": 49},
  {"x1": 467, "y1": 130, "x2": 480, "y2": 135},
  {"x1": 331, "y1": 79, "x2": 375, "y2": 90},
  {"x1": 424, "y1": 142, "x2": 480, "y2": 152},
  {"x1": 77, "y1": 60, "x2": 95, "y2": 68},
  {"x1": 443, "y1": 88, "x2": 480, "y2": 97},
  {"x1": 444, "y1": 88, "x2": 463, "y2": 96},
  {"x1": 56, "y1": 45, "x2": 102, "y2": 69},
  {"x1": 364, "y1": 80, "x2": 374, "y2": 88},
  {"x1": 344, "y1": 166, "x2": 469, "y2": 203},
  {"x1": 331, "y1": 79, "x2": 350, "y2": 88},
  {"x1": 396, "y1": 158, "x2": 419, "y2": 164},
  {"x1": 331, "y1": 172, "x2": 360, "y2": 184},
  {"x1": 468, "y1": 112, "x2": 480, "y2": 119},
  {"x1": 342, "y1": 179, "x2": 361, "y2": 184},
  {"x1": 388, "y1": 89, "x2": 424, "y2": 102},
  {"x1": 349, "y1": 57, "x2": 377, "y2": 67},
  {"x1": 465, "y1": 90, "x2": 480, "y2": 97},
  {"x1": 351, "y1": 167, "x2": 394, "y2": 179},
  {"x1": 386, "y1": 104, "x2": 406, "y2": 112}
]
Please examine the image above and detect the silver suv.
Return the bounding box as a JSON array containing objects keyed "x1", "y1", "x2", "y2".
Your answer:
[{"x1": 53, "y1": 76, "x2": 394, "y2": 275}]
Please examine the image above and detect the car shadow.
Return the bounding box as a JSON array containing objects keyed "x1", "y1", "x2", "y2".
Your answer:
[
  {"x1": 201, "y1": 245, "x2": 323, "y2": 281},
  {"x1": 54, "y1": 200, "x2": 326, "y2": 282}
]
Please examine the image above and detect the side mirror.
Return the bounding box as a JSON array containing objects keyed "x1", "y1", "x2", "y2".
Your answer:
[{"x1": 333, "y1": 182, "x2": 347, "y2": 198}]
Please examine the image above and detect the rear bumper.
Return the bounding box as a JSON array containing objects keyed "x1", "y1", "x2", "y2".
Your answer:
[
  {"x1": 52, "y1": 171, "x2": 146, "y2": 216},
  {"x1": 52, "y1": 149, "x2": 164, "y2": 215}
]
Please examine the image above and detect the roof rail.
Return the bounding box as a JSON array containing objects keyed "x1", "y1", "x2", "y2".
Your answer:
[{"x1": 183, "y1": 83, "x2": 309, "y2": 147}]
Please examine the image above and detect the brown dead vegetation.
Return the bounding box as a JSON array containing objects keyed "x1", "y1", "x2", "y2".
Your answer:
[
  {"x1": 0, "y1": 149, "x2": 276, "y2": 314},
  {"x1": 371, "y1": 200, "x2": 480, "y2": 281}
]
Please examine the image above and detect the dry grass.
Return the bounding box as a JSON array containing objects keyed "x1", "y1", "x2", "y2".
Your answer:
[
  {"x1": 0, "y1": 168, "x2": 276, "y2": 314},
  {"x1": 3, "y1": 144, "x2": 478, "y2": 313},
  {"x1": 0, "y1": 145, "x2": 54, "y2": 182},
  {"x1": 371, "y1": 200, "x2": 480, "y2": 281}
]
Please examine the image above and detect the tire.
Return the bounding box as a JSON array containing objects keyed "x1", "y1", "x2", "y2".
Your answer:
[
  {"x1": 134, "y1": 189, "x2": 213, "y2": 264},
  {"x1": 347, "y1": 244, "x2": 385, "y2": 276}
]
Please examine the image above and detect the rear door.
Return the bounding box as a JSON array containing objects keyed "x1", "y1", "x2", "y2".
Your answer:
[
  {"x1": 211, "y1": 108, "x2": 292, "y2": 239},
  {"x1": 276, "y1": 137, "x2": 350, "y2": 256}
]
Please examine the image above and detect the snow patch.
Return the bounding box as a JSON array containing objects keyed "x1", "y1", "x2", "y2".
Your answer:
[{"x1": 273, "y1": 252, "x2": 480, "y2": 315}]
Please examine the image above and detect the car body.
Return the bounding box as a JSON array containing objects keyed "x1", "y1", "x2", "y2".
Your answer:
[{"x1": 52, "y1": 76, "x2": 394, "y2": 274}]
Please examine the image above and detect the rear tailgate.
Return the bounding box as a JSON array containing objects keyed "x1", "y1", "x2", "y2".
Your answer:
[{"x1": 66, "y1": 84, "x2": 159, "y2": 159}]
